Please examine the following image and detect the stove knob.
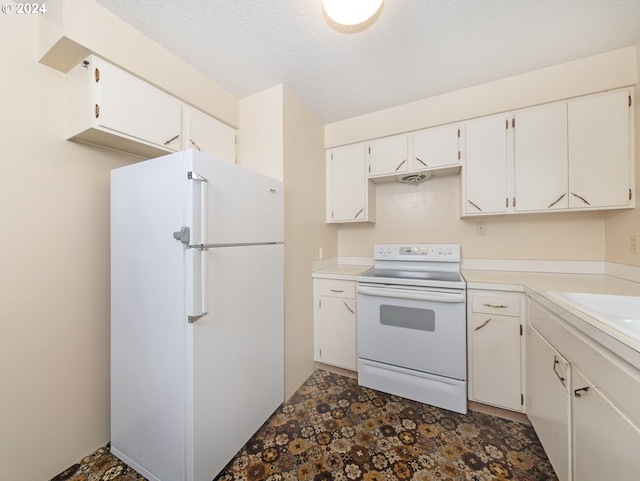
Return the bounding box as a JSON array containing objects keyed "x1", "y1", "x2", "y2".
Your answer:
[{"x1": 436, "y1": 248, "x2": 443, "y2": 255}]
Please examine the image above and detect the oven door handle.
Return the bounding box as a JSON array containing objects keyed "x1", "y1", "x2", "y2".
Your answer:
[{"x1": 356, "y1": 285, "x2": 465, "y2": 303}]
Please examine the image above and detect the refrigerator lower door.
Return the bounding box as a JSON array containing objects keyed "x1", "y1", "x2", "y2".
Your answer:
[{"x1": 186, "y1": 244, "x2": 284, "y2": 481}]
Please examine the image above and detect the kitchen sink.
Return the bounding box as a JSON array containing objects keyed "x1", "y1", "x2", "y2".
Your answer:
[{"x1": 548, "y1": 291, "x2": 640, "y2": 341}]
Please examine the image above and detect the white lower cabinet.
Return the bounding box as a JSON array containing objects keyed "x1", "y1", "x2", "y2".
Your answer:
[
  {"x1": 313, "y1": 279, "x2": 357, "y2": 370},
  {"x1": 527, "y1": 296, "x2": 640, "y2": 481},
  {"x1": 467, "y1": 290, "x2": 524, "y2": 412},
  {"x1": 526, "y1": 324, "x2": 571, "y2": 481},
  {"x1": 572, "y1": 368, "x2": 640, "y2": 481}
]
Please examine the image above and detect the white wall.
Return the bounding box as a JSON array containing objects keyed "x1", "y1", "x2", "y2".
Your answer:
[{"x1": 0, "y1": 13, "x2": 136, "y2": 481}]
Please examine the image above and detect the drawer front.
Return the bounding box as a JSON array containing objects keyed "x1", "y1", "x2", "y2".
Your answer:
[
  {"x1": 472, "y1": 294, "x2": 521, "y2": 316},
  {"x1": 318, "y1": 280, "x2": 356, "y2": 299}
]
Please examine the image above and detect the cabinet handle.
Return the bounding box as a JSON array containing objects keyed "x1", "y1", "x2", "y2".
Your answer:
[
  {"x1": 330, "y1": 289, "x2": 344, "y2": 293},
  {"x1": 553, "y1": 356, "x2": 566, "y2": 387},
  {"x1": 416, "y1": 157, "x2": 428, "y2": 167},
  {"x1": 483, "y1": 303, "x2": 508, "y2": 309},
  {"x1": 343, "y1": 301, "x2": 355, "y2": 315},
  {"x1": 467, "y1": 200, "x2": 482, "y2": 212},
  {"x1": 474, "y1": 318, "x2": 492, "y2": 331},
  {"x1": 354, "y1": 208, "x2": 364, "y2": 219},
  {"x1": 190, "y1": 138, "x2": 201, "y2": 151},
  {"x1": 548, "y1": 193, "x2": 566, "y2": 208},
  {"x1": 395, "y1": 159, "x2": 407, "y2": 171},
  {"x1": 574, "y1": 386, "x2": 590, "y2": 398},
  {"x1": 570, "y1": 192, "x2": 591, "y2": 206},
  {"x1": 164, "y1": 134, "x2": 180, "y2": 146}
]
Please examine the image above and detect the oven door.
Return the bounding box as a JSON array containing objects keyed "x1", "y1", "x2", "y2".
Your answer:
[{"x1": 356, "y1": 284, "x2": 466, "y2": 380}]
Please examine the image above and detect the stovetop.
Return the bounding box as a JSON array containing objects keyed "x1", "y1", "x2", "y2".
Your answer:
[{"x1": 357, "y1": 243, "x2": 465, "y2": 289}]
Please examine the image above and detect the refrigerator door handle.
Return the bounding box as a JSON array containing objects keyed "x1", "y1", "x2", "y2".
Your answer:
[{"x1": 186, "y1": 248, "x2": 209, "y2": 323}]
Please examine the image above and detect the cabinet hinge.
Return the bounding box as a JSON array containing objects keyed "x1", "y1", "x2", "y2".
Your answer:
[
  {"x1": 512, "y1": 118, "x2": 515, "y2": 128},
  {"x1": 521, "y1": 393, "x2": 524, "y2": 405},
  {"x1": 331, "y1": 153, "x2": 334, "y2": 161},
  {"x1": 319, "y1": 300, "x2": 321, "y2": 309},
  {"x1": 368, "y1": 165, "x2": 371, "y2": 173},
  {"x1": 520, "y1": 324, "x2": 523, "y2": 336},
  {"x1": 512, "y1": 197, "x2": 516, "y2": 208},
  {"x1": 505, "y1": 197, "x2": 509, "y2": 208},
  {"x1": 94, "y1": 68, "x2": 100, "y2": 82},
  {"x1": 458, "y1": 151, "x2": 461, "y2": 160},
  {"x1": 368, "y1": 146, "x2": 371, "y2": 155},
  {"x1": 630, "y1": 189, "x2": 633, "y2": 201},
  {"x1": 505, "y1": 119, "x2": 508, "y2": 130},
  {"x1": 630, "y1": 95, "x2": 632, "y2": 107},
  {"x1": 94, "y1": 104, "x2": 100, "y2": 118},
  {"x1": 319, "y1": 348, "x2": 322, "y2": 358},
  {"x1": 457, "y1": 128, "x2": 461, "y2": 138}
]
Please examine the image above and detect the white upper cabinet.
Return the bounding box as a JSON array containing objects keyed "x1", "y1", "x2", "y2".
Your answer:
[
  {"x1": 412, "y1": 123, "x2": 462, "y2": 171},
  {"x1": 367, "y1": 134, "x2": 409, "y2": 178},
  {"x1": 326, "y1": 143, "x2": 375, "y2": 223},
  {"x1": 463, "y1": 113, "x2": 510, "y2": 215},
  {"x1": 182, "y1": 105, "x2": 236, "y2": 163},
  {"x1": 568, "y1": 89, "x2": 633, "y2": 209},
  {"x1": 514, "y1": 102, "x2": 568, "y2": 212},
  {"x1": 68, "y1": 55, "x2": 182, "y2": 158}
]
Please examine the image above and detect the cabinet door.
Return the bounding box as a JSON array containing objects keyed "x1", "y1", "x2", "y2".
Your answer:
[
  {"x1": 572, "y1": 368, "x2": 640, "y2": 481},
  {"x1": 470, "y1": 313, "x2": 522, "y2": 411},
  {"x1": 412, "y1": 124, "x2": 461, "y2": 171},
  {"x1": 97, "y1": 60, "x2": 182, "y2": 151},
  {"x1": 514, "y1": 102, "x2": 568, "y2": 212},
  {"x1": 368, "y1": 135, "x2": 408, "y2": 177},
  {"x1": 327, "y1": 144, "x2": 371, "y2": 222},
  {"x1": 318, "y1": 297, "x2": 357, "y2": 370},
  {"x1": 184, "y1": 106, "x2": 236, "y2": 163},
  {"x1": 526, "y1": 325, "x2": 571, "y2": 481},
  {"x1": 464, "y1": 113, "x2": 509, "y2": 215},
  {"x1": 568, "y1": 89, "x2": 632, "y2": 209}
]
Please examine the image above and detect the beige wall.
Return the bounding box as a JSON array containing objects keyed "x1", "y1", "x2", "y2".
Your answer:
[
  {"x1": 0, "y1": 14, "x2": 136, "y2": 481},
  {"x1": 605, "y1": 40, "x2": 640, "y2": 267},
  {"x1": 238, "y1": 85, "x2": 336, "y2": 400},
  {"x1": 329, "y1": 47, "x2": 637, "y2": 263}
]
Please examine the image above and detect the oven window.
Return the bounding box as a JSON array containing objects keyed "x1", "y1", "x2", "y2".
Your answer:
[{"x1": 379, "y1": 305, "x2": 435, "y2": 332}]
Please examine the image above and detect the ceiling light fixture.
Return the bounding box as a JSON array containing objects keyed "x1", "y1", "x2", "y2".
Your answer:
[{"x1": 322, "y1": 0, "x2": 383, "y2": 32}]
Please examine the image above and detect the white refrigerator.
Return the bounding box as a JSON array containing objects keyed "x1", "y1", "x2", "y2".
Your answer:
[{"x1": 110, "y1": 149, "x2": 284, "y2": 481}]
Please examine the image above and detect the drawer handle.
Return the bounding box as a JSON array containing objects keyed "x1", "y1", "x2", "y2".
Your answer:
[
  {"x1": 343, "y1": 301, "x2": 354, "y2": 315},
  {"x1": 474, "y1": 318, "x2": 492, "y2": 331},
  {"x1": 553, "y1": 356, "x2": 566, "y2": 387},
  {"x1": 330, "y1": 289, "x2": 344, "y2": 293},
  {"x1": 483, "y1": 303, "x2": 508, "y2": 309},
  {"x1": 574, "y1": 387, "x2": 590, "y2": 398}
]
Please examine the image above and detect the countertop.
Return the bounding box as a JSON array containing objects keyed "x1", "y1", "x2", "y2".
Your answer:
[
  {"x1": 463, "y1": 269, "x2": 640, "y2": 370},
  {"x1": 312, "y1": 264, "x2": 371, "y2": 280}
]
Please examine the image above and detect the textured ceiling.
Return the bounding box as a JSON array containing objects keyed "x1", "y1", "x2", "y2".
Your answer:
[{"x1": 95, "y1": 0, "x2": 640, "y2": 123}]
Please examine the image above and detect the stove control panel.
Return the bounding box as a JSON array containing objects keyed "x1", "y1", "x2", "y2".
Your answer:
[{"x1": 374, "y1": 244, "x2": 460, "y2": 261}]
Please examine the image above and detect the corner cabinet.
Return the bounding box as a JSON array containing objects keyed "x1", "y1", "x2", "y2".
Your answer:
[
  {"x1": 326, "y1": 143, "x2": 375, "y2": 223},
  {"x1": 313, "y1": 279, "x2": 357, "y2": 370},
  {"x1": 182, "y1": 105, "x2": 236, "y2": 163},
  {"x1": 527, "y1": 296, "x2": 640, "y2": 481},
  {"x1": 467, "y1": 290, "x2": 524, "y2": 412}
]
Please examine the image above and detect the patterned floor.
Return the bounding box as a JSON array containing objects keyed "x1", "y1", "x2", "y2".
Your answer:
[{"x1": 52, "y1": 369, "x2": 558, "y2": 481}]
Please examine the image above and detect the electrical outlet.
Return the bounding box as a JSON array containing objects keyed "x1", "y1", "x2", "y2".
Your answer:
[
  {"x1": 318, "y1": 246, "x2": 324, "y2": 259},
  {"x1": 631, "y1": 235, "x2": 640, "y2": 254},
  {"x1": 476, "y1": 222, "x2": 487, "y2": 236}
]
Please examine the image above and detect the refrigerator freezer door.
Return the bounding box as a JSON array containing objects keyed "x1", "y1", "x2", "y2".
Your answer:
[
  {"x1": 111, "y1": 154, "x2": 186, "y2": 481},
  {"x1": 185, "y1": 150, "x2": 284, "y2": 245},
  {"x1": 187, "y1": 244, "x2": 284, "y2": 481}
]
